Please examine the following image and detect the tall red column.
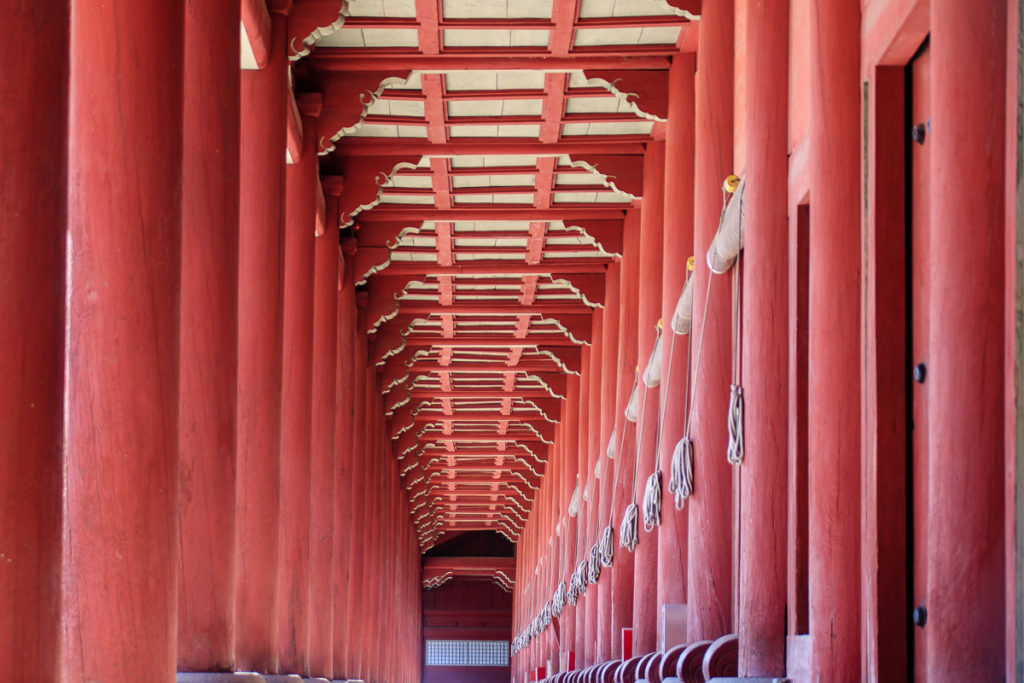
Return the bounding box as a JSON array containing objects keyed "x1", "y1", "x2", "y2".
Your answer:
[
  {"x1": 579, "y1": 310, "x2": 603, "y2": 664},
  {"x1": 310, "y1": 182, "x2": 339, "y2": 678},
  {"x1": 926, "y1": 0, "x2": 1006, "y2": 677},
  {"x1": 611, "y1": 210, "x2": 641, "y2": 659},
  {"x1": 177, "y1": 0, "x2": 241, "y2": 671},
  {"x1": 335, "y1": 284, "x2": 361, "y2": 678},
  {"x1": 63, "y1": 2, "x2": 184, "y2": 679},
  {"x1": 632, "y1": 141, "x2": 665, "y2": 655},
  {"x1": 596, "y1": 265, "x2": 621, "y2": 664},
  {"x1": 0, "y1": 2, "x2": 66, "y2": 677},
  {"x1": 278, "y1": 98, "x2": 322, "y2": 676},
  {"x1": 657, "y1": 54, "x2": 695, "y2": 616},
  {"x1": 686, "y1": 0, "x2": 735, "y2": 644},
  {"x1": 737, "y1": 0, "x2": 788, "y2": 674},
  {"x1": 807, "y1": 0, "x2": 861, "y2": 678},
  {"x1": 235, "y1": 12, "x2": 288, "y2": 674}
]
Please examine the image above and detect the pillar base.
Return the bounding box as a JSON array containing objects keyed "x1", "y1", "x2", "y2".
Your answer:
[{"x1": 262, "y1": 677, "x2": 304, "y2": 682}]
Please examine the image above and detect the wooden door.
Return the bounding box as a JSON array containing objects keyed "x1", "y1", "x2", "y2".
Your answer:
[{"x1": 908, "y1": 40, "x2": 931, "y2": 683}]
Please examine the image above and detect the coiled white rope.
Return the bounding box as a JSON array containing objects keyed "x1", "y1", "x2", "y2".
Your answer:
[
  {"x1": 587, "y1": 544, "x2": 602, "y2": 584},
  {"x1": 599, "y1": 524, "x2": 615, "y2": 567},
  {"x1": 669, "y1": 437, "x2": 694, "y2": 509},
  {"x1": 727, "y1": 384, "x2": 745, "y2": 464},
  {"x1": 642, "y1": 470, "x2": 662, "y2": 531},
  {"x1": 727, "y1": 195, "x2": 745, "y2": 466},
  {"x1": 619, "y1": 502, "x2": 639, "y2": 551}
]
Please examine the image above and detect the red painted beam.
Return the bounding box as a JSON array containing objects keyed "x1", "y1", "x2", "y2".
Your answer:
[
  {"x1": 330, "y1": 139, "x2": 647, "y2": 157},
  {"x1": 407, "y1": 362, "x2": 568, "y2": 373},
  {"x1": 413, "y1": 413, "x2": 551, "y2": 423},
  {"x1": 361, "y1": 207, "x2": 626, "y2": 221},
  {"x1": 311, "y1": 52, "x2": 671, "y2": 71},
  {"x1": 410, "y1": 389, "x2": 560, "y2": 399},
  {"x1": 422, "y1": 557, "x2": 517, "y2": 572},
  {"x1": 367, "y1": 263, "x2": 610, "y2": 279},
  {"x1": 394, "y1": 303, "x2": 594, "y2": 316},
  {"x1": 403, "y1": 335, "x2": 580, "y2": 347}
]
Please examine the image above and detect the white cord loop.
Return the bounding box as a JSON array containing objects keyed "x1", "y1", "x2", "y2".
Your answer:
[
  {"x1": 587, "y1": 544, "x2": 602, "y2": 584},
  {"x1": 599, "y1": 524, "x2": 615, "y2": 567},
  {"x1": 619, "y1": 502, "x2": 639, "y2": 552},
  {"x1": 727, "y1": 383, "x2": 745, "y2": 465},
  {"x1": 669, "y1": 437, "x2": 694, "y2": 510},
  {"x1": 642, "y1": 470, "x2": 662, "y2": 531}
]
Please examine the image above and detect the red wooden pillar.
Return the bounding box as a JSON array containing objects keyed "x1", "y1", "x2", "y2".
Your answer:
[
  {"x1": 560, "y1": 373, "x2": 581, "y2": 663},
  {"x1": 0, "y1": 1, "x2": 66, "y2": 677},
  {"x1": 278, "y1": 97, "x2": 322, "y2": 676},
  {"x1": 686, "y1": 0, "x2": 735, "y2": 644},
  {"x1": 926, "y1": 0, "x2": 1006, "y2": 677},
  {"x1": 736, "y1": 0, "x2": 788, "y2": 674},
  {"x1": 333, "y1": 246, "x2": 355, "y2": 680},
  {"x1": 807, "y1": 0, "x2": 861, "y2": 678},
  {"x1": 310, "y1": 180, "x2": 339, "y2": 678},
  {"x1": 63, "y1": 2, "x2": 184, "y2": 679},
  {"x1": 596, "y1": 265, "x2": 621, "y2": 664},
  {"x1": 343, "y1": 302, "x2": 367, "y2": 680},
  {"x1": 632, "y1": 141, "x2": 666, "y2": 655},
  {"x1": 235, "y1": 11, "x2": 288, "y2": 674},
  {"x1": 579, "y1": 310, "x2": 603, "y2": 664},
  {"x1": 611, "y1": 210, "x2": 641, "y2": 660},
  {"x1": 657, "y1": 54, "x2": 695, "y2": 616},
  {"x1": 177, "y1": 0, "x2": 241, "y2": 671}
]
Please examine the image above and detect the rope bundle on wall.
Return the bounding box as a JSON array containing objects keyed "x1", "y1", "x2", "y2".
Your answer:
[
  {"x1": 588, "y1": 544, "x2": 602, "y2": 584},
  {"x1": 669, "y1": 437, "x2": 694, "y2": 509},
  {"x1": 599, "y1": 525, "x2": 615, "y2": 567},
  {"x1": 642, "y1": 470, "x2": 662, "y2": 531},
  {"x1": 619, "y1": 502, "x2": 639, "y2": 551}
]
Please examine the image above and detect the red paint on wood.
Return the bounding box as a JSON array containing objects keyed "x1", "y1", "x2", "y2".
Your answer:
[
  {"x1": 686, "y1": 0, "x2": 734, "y2": 645},
  {"x1": 925, "y1": 0, "x2": 1007, "y2": 677},
  {"x1": 611, "y1": 210, "x2": 641, "y2": 659},
  {"x1": 656, "y1": 54, "x2": 695, "y2": 616},
  {"x1": 235, "y1": 13, "x2": 288, "y2": 673},
  {"x1": 63, "y1": 2, "x2": 184, "y2": 678},
  {"x1": 309, "y1": 196, "x2": 340, "y2": 678},
  {"x1": 0, "y1": 1, "x2": 66, "y2": 676},
  {"x1": 632, "y1": 141, "x2": 666, "y2": 656},
  {"x1": 806, "y1": 0, "x2": 862, "y2": 678},
  {"x1": 178, "y1": 0, "x2": 241, "y2": 671},
  {"x1": 278, "y1": 108, "x2": 320, "y2": 675},
  {"x1": 736, "y1": 0, "x2": 788, "y2": 674}
]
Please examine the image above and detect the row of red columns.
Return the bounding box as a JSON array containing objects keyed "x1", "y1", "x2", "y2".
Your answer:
[
  {"x1": 0, "y1": 1, "x2": 423, "y2": 681},
  {"x1": 512, "y1": 0, "x2": 1013, "y2": 680}
]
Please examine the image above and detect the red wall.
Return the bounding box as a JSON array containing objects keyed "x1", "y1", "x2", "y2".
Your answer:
[{"x1": 423, "y1": 579, "x2": 512, "y2": 683}]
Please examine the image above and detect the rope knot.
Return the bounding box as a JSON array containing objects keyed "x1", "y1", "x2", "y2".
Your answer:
[{"x1": 642, "y1": 470, "x2": 662, "y2": 531}]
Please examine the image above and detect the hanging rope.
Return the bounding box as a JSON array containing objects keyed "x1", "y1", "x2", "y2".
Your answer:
[
  {"x1": 642, "y1": 470, "x2": 662, "y2": 531},
  {"x1": 599, "y1": 524, "x2": 615, "y2": 567},
  {"x1": 619, "y1": 365, "x2": 650, "y2": 552},
  {"x1": 588, "y1": 543, "x2": 602, "y2": 584},
  {"x1": 619, "y1": 502, "x2": 639, "y2": 551},
  {"x1": 670, "y1": 436, "x2": 694, "y2": 507},
  {"x1": 726, "y1": 179, "x2": 746, "y2": 466}
]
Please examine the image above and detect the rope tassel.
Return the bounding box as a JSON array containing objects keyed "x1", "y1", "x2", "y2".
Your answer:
[
  {"x1": 642, "y1": 471, "x2": 662, "y2": 531},
  {"x1": 727, "y1": 383, "x2": 745, "y2": 465},
  {"x1": 669, "y1": 437, "x2": 694, "y2": 509},
  {"x1": 588, "y1": 544, "x2": 602, "y2": 584},
  {"x1": 599, "y1": 524, "x2": 615, "y2": 567},
  {"x1": 619, "y1": 502, "x2": 639, "y2": 552}
]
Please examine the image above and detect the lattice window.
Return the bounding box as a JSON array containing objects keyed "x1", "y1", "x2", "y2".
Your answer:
[{"x1": 425, "y1": 639, "x2": 509, "y2": 666}]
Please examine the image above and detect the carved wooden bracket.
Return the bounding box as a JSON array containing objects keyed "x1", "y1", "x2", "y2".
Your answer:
[
  {"x1": 288, "y1": 0, "x2": 347, "y2": 61},
  {"x1": 565, "y1": 154, "x2": 645, "y2": 198},
  {"x1": 319, "y1": 71, "x2": 414, "y2": 153},
  {"x1": 582, "y1": 69, "x2": 670, "y2": 121}
]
